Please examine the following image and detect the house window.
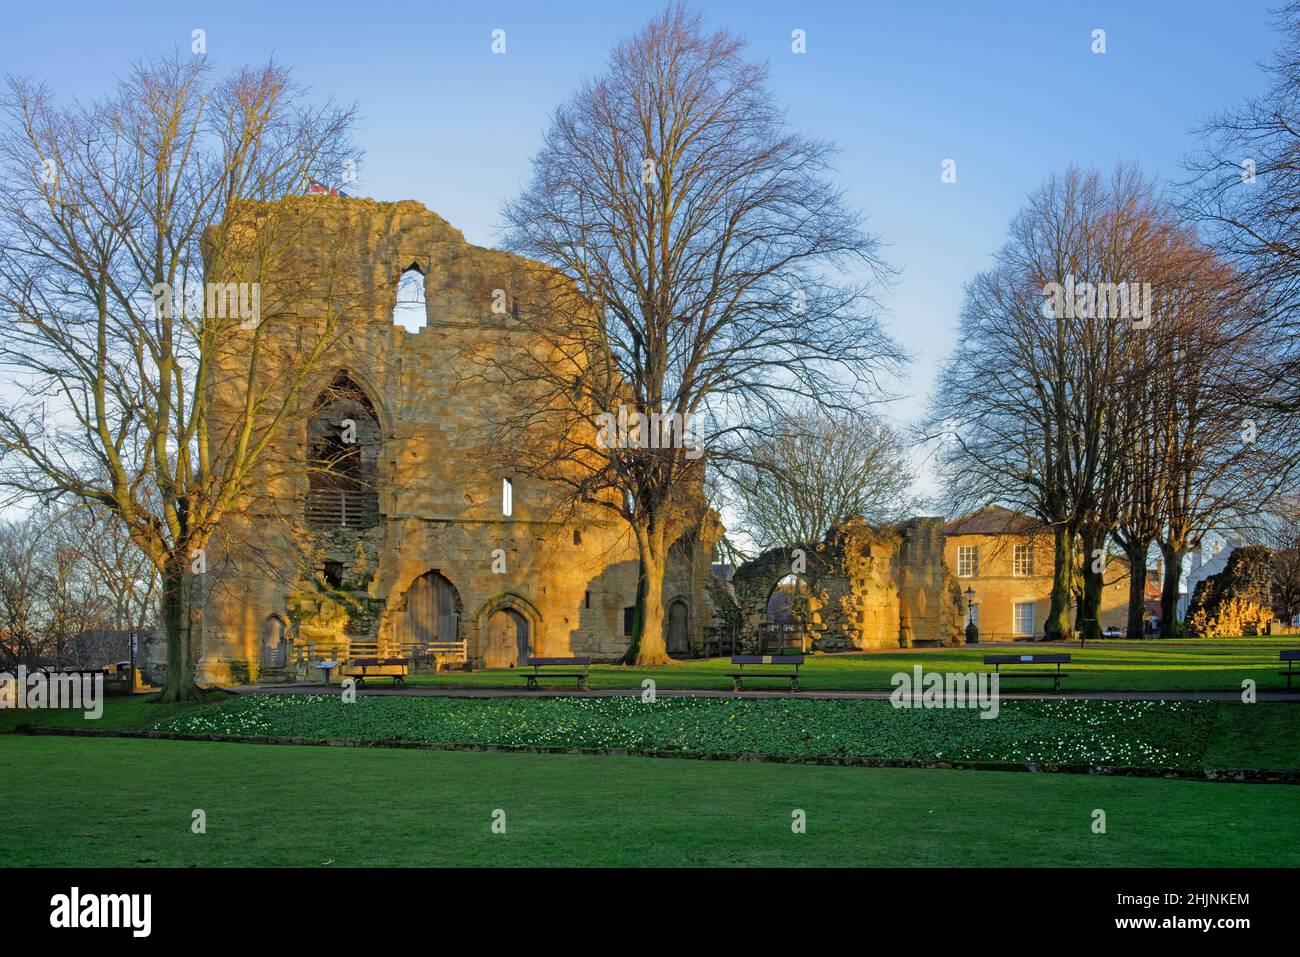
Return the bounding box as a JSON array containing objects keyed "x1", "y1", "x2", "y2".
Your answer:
[
  {"x1": 584, "y1": 591, "x2": 591, "y2": 609},
  {"x1": 502, "y1": 478, "x2": 513, "y2": 516},
  {"x1": 323, "y1": 561, "x2": 344, "y2": 589},
  {"x1": 623, "y1": 606, "x2": 636, "y2": 637},
  {"x1": 1013, "y1": 601, "x2": 1035, "y2": 636},
  {"x1": 957, "y1": 545, "x2": 979, "y2": 578},
  {"x1": 573, "y1": 529, "x2": 582, "y2": 545},
  {"x1": 1013, "y1": 543, "x2": 1034, "y2": 577}
]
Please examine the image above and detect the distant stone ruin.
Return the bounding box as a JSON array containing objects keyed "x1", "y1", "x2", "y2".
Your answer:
[
  {"x1": 1185, "y1": 545, "x2": 1274, "y2": 638},
  {"x1": 727, "y1": 517, "x2": 966, "y2": 651}
]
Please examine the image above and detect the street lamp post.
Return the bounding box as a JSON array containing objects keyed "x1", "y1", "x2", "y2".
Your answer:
[{"x1": 964, "y1": 587, "x2": 979, "y2": 644}]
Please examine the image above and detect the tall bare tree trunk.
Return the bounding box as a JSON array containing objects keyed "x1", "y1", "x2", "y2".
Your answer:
[
  {"x1": 1158, "y1": 541, "x2": 1184, "y2": 638},
  {"x1": 1077, "y1": 524, "x2": 1106, "y2": 642},
  {"x1": 1044, "y1": 524, "x2": 1074, "y2": 641},
  {"x1": 632, "y1": 518, "x2": 670, "y2": 666},
  {"x1": 1122, "y1": 540, "x2": 1151, "y2": 638},
  {"x1": 158, "y1": 555, "x2": 199, "y2": 702}
]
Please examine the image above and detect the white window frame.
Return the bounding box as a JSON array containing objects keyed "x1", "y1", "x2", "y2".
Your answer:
[
  {"x1": 957, "y1": 544, "x2": 979, "y2": 578},
  {"x1": 1012, "y1": 601, "x2": 1035, "y2": 636}
]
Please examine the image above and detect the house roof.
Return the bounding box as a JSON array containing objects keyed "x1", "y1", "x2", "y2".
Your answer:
[{"x1": 944, "y1": 505, "x2": 1045, "y2": 536}]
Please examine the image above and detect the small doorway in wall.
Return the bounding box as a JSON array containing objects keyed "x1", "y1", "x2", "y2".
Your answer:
[
  {"x1": 484, "y1": 607, "x2": 530, "y2": 668},
  {"x1": 261, "y1": 616, "x2": 289, "y2": 670},
  {"x1": 667, "y1": 599, "x2": 690, "y2": 656}
]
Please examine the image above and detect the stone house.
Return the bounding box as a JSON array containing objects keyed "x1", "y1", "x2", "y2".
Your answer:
[{"x1": 943, "y1": 506, "x2": 1131, "y2": 639}]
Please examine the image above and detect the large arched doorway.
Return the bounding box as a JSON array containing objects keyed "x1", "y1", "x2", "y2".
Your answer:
[
  {"x1": 484, "y1": 607, "x2": 530, "y2": 668},
  {"x1": 261, "y1": 616, "x2": 289, "y2": 670},
  {"x1": 666, "y1": 599, "x2": 690, "y2": 656},
  {"x1": 764, "y1": 574, "x2": 815, "y2": 653},
  {"x1": 391, "y1": 571, "x2": 462, "y2": 652}
]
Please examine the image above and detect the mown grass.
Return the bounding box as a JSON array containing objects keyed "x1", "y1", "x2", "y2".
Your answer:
[
  {"x1": 1, "y1": 735, "x2": 1295, "y2": 867},
  {"x1": 0, "y1": 692, "x2": 224, "y2": 735},
  {"x1": 393, "y1": 641, "x2": 1300, "y2": 692}
]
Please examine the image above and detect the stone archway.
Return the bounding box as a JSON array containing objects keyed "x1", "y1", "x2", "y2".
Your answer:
[
  {"x1": 390, "y1": 571, "x2": 463, "y2": 652},
  {"x1": 473, "y1": 593, "x2": 543, "y2": 667},
  {"x1": 731, "y1": 545, "x2": 825, "y2": 632},
  {"x1": 261, "y1": 615, "x2": 289, "y2": 670}
]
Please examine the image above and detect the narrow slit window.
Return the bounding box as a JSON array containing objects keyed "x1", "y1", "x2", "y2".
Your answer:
[{"x1": 502, "y1": 478, "x2": 513, "y2": 517}]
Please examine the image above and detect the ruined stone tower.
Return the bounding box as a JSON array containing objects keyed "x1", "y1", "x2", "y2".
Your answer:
[{"x1": 194, "y1": 198, "x2": 720, "y2": 683}]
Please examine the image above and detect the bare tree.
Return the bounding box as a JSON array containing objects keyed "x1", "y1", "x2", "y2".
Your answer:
[
  {"x1": 925, "y1": 165, "x2": 1278, "y2": 640},
  {"x1": 1246, "y1": 493, "x2": 1300, "y2": 621},
  {"x1": 489, "y1": 5, "x2": 902, "y2": 664},
  {"x1": 0, "y1": 54, "x2": 358, "y2": 699},
  {"x1": 928, "y1": 167, "x2": 1171, "y2": 640},
  {"x1": 0, "y1": 516, "x2": 50, "y2": 668},
  {"x1": 53, "y1": 501, "x2": 159, "y2": 635},
  {"x1": 1184, "y1": 0, "x2": 1300, "y2": 419},
  {"x1": 730, "y1": 407, "x2": 913, "y2": 549}
]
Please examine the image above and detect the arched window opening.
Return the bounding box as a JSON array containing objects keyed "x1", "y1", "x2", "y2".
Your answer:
[
  {"x1": 307, "y1": 371, "x2": 381, "y2": 530},
  {"x1": 392, "y1": 263, "x2": 426, "y2": 333}
]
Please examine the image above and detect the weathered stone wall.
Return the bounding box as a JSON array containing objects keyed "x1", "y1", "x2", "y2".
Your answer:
[
  {"x1": 727, "y1": 516, "x2": 963, "y2": 650},
  {"x1": 1186, "y1": 545, "x2": 1274, "y2": 638},
  {"x1": 196, "y1": 198, "x2": 720, "y2": 683}
]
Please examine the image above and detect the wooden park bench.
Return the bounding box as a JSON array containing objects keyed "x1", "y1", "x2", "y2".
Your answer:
[
  {"x1": 984, "y1": 653, "x2": 1071, "y2": 693},
  {"x1": 521, "y1": 657, "x2": 591, "y2": 690},
  {"x1": 726, "y1": 655, "x2": 805, "y2": 692},
  {"x1": 1280, "y1": 650, "x2": 1300, "y2": 690},
  {"x1": 339, "y1": 657, "x2": 410, "y2": 687}
]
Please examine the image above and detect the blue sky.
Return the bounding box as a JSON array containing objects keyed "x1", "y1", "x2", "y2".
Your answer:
[{"x1": 2, "y1": 0, "x2": 1282, "y2": 492}]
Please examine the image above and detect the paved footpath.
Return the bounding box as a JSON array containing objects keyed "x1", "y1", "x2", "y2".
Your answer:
[{"x1": 231, "y1": 684, "x2": 1300, "y2": 703}]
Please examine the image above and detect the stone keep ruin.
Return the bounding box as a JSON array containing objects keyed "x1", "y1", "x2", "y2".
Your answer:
[{"x1": 192, "y1": 198, "x2": 964, "y2": 685}]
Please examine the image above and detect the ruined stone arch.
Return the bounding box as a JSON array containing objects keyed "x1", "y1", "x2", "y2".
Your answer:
[
  {"x1": 730, "y1": 544, "x2": 829, "y2": 629},
  {"x1": 313, "y1": 365, "x2": 394, "y2": 440}
]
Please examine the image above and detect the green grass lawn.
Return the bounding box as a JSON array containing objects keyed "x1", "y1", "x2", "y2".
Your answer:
[
  {"x1": 0, "y1": 735, "x2": 1294, "y2": 867},
  {"x1": 0, "y1": 691, "x2": 227, "y2": 735},
  {"x1": 394, "y1": 640, "x2": 1300, "y2": 692}
]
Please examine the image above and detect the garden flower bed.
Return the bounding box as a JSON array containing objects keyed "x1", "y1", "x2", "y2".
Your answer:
[{"x1": 151, "y1": 694, "x2": 1218, "y2": 771}]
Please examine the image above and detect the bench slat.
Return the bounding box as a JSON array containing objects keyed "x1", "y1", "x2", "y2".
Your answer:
[
  {"x1": 983, "y1": 654, "x2": 1071, "y2": 664},
  {"x1": 526, "y1": 657, "x2": 591, "y2": 666},
  {"x1": 731, "y1": 655, "x2": 805, "y2": 665}
]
